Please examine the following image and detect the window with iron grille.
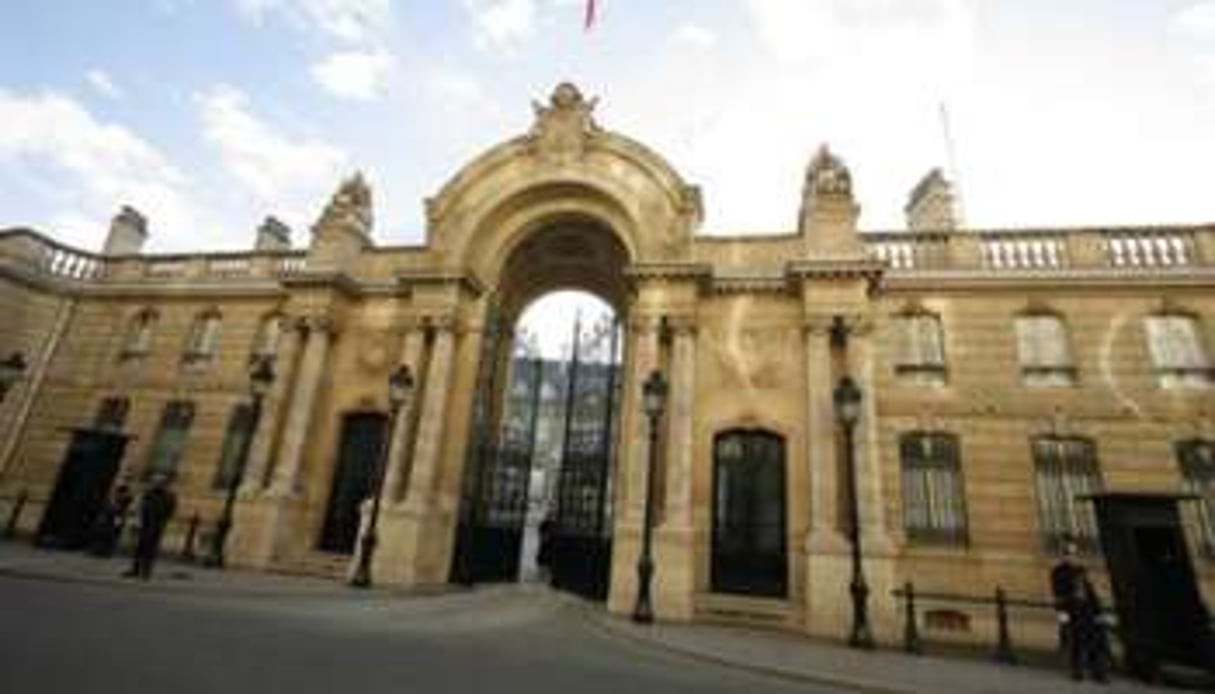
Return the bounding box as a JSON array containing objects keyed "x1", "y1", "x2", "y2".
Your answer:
[
  {"x1": 1015, "y1": 313, "x2": 1077, "y2": 387},
  {"x1": 1144, "y1": 313, "x2": 1213, "y2": 389},
  {"x1": 900, "y1": 431, "x2": 968, "y2": 545},
  {"x1": 146, "y1": 400, "x2": 195, "y2": 479},
  {"x1": 93, "y1": 396, "x2": 131, "y2": 432},
  {"x1": 1032, "y1": 436, "x2": 1102, "y2": 553},
  {"x1": 893, "y1": 311, "x2": 947, "y2": 386},
  {"x1": 1177, "y1": 439, "x2": 1215, "y2": 557},
  {"x1": 213, "y1": 404, "x2": 255, "y2": 490}
]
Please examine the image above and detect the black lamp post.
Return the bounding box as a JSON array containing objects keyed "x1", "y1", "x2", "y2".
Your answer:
[
  {"x1": 0, "y1": 352, "x2": 28, "y2": 404},
  {"x1": 834, "y1": 374, "x2": 874, "y2": 649},
  {"x1": 206, "y1": 356, "x2": 275, "y2": 568},
  {"x1": 350, "y1": 364, "x2": 413, "y2": 588},
  {"x1": 633, "y1": 369, "x2": 667, "y2": 624}
]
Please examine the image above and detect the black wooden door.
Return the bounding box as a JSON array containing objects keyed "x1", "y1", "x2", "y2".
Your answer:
[
  {"x1": 712, "y1": 430, "x2": 787, "y2": 598},
  {"x1": 36, "y1": 429, "x2": 128, "y2": 549},
  {"x1": 1093, "y1": 494, "x2": 1215, "y2": 677},
  {"x1": 318, "y1": 413, "x2": 386, "y2": 554}
]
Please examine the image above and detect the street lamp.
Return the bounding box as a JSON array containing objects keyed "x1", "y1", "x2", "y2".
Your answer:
[
  {"x1": 834, "y1": 374, "x2": 874, "y2": 649},
  {"x1": 0, "y1": 352, "x2": 28, "y2": 403},
  {"x1": 350, "y1": 364, "x2": 413, "y2": 588},
  {"x1": 633, "y1": 369, "x2": 667, "y2": 624},
  {"x1": 205, "y1": 356, "x2": 275, "y2": 568}
]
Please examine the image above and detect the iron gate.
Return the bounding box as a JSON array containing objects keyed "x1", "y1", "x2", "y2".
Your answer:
[{"x1": 450, "y1": 312, "x2": 621, "y2": 601}]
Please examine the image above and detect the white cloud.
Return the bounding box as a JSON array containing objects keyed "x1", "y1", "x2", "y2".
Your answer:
[
  {"x1": 1174, "y1": 2, "x2": 1215, "y2": 37},
  {"x1": 84, "y1": 69, "x2": 122, "y2": 99},
  {"x1": 463, "y1": 0, "x2": 537, "y2": 53},
  {"x1": 233, "y1": 0, "x2": 391, "y2": 44},
  {"x1": 311, "y1": 49, "x2": 393, "y2": 100},
  {"x1": 196, "y1": 84, "x2": 350, "y2": 227},
  {"x1": 671, "y1": 24, "x2": 718, "y2": 49},
  {"x1": 0, "y1": 89, "x2": 204, "y2": 250}
]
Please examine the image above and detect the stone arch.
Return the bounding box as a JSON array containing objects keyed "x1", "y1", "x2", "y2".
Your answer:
[{"x1": 424, "y1": 83, "x2": 702, "y2": 277}]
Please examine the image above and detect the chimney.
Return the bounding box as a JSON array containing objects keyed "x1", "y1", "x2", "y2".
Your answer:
[
  {"x1": 905, "y1": 168, "x2": 958, "y2": 231},
  {"x1": 255, "y1": 216, "x2": 292, "y2": 251},
  {"x1": 102, "y1": 205, "x2": 148, "y2": 256}
]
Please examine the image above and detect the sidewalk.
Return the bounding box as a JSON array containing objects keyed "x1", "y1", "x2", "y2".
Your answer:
[
  {"x1": 0, "y1": 539, "x2": 1200, "y2": 693},
  {"x1": 0, "y1": 539, "x2": 377, "y2": 599},
  {"x1": 584, "y1": 610, "x2": 1187, "y2": 694}
]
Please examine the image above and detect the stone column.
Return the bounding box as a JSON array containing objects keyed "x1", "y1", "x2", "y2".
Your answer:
[
  {"x1": 662, "y1": 317, "x2": 696, "y2": 524},
  {"x1": 402, "y1": 316, "x2": 456, "y2": 512},
  {"x1": 804, "y1": 316, "x2": 843, "y2": 549},
  {"x1": 382, "y1": 324, "x2": 425, "y2": 504},
  {"x1": 267, "y1": 317, "x2": 333, "y2": 497},
  {"x1": 241, "y1": 320, "x2": 302, "y2": 494}
]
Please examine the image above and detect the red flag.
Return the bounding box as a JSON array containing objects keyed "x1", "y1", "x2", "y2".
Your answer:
[{"x1": 584, "y1": 0, "x2": 596, "y2": 31}]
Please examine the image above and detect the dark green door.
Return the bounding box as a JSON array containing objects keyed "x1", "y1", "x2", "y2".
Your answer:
[
  {"x1": 318, "y1": 413, "x2": 386, "y2": 554},
  {"x1": 712, "y1": 430, "x2": 787, "y2": 598}
]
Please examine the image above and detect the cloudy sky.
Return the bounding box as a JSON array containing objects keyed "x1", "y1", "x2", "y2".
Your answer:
[{"x1": 1, "y1": 0, "x2": 1214, "y2": 256}]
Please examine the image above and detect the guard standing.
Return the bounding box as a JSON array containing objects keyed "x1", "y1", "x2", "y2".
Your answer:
[
  {"x1": 123, "y1": 476, "x2": 177, "y2": 580},
  {"x1": 1050, "y1": 539, "x2": 1110, "y2": 683}
]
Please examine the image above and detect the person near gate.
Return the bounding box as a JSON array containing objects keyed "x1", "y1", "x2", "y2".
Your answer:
[
  {"x1": 123, "y1": 475, "x2": 177, "y2": 580},
  {"x1": 1050, "y1": 538, "x2": 1111, "y2": 683},
  {"x1": 89, "y1": 479, "x2": 133, "y2": 557}
]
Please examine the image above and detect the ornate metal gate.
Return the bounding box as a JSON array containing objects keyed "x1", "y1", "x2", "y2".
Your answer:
[{"x1": 450, "y1": 311, "x2": 621, "y2": 601}]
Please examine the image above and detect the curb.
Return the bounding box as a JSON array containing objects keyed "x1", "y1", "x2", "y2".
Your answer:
[{"x1": 579, "y1": 607, "x2": 917, "y2": 694}]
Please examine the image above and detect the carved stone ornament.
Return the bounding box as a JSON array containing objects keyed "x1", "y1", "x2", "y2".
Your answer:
[
  {"x1": 804, "y1": 144, "x2": 853, "y2": 198},
  {"x1": 529, "y1": 82, "x2": 601, "y2": 163},
  {"x1": 316, "y1": 172, "x2": 373, "y2": 235}
]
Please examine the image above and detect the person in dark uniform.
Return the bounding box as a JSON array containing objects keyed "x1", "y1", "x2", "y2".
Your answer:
[
  {"x1": 89, "y1": 480, "x2": 132, "y2": 557},
  {"x1": 123, "y1": 476, "x2": 177, "y2": 580},
  {"x1": 1051, "y1": 539, "x2": 1110, "y2": 683}
]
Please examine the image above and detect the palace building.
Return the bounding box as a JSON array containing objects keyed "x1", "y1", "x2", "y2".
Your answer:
[{"x1": 1, "y1": 83, "x2": 1212, "y2": 651}]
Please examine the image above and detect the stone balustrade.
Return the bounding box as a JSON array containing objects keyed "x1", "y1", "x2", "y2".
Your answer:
[{"x1": 864, "y1": 225, "x2": 1213, "y2": 272}]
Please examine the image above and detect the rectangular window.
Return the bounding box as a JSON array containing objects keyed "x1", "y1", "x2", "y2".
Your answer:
[
  {"x1": 146, "y1": 400, "x2": 195, "y2": 479},
  {"x1": 93, "y1": 396, "x2": 131, "y2": 432},
  {"x1": 184, "y1": 314, "x2": 221, "y2": 365},
  {"x1": 900, "y1": 432, "x2": 968, "y2": 545},
  {"x1": 1145, "y1": 315, "x2": 1213, "y2": 388},
  {"x1": 1033, "y1": 437, "x2": 1102, "y2": 553},
  {"x1": 894, "y1": 313, "x2": 947, "y2": 386},
  {"x1": 1015, "y1": 315, "x2": 1076, "y2": 387},
  {"x1": 213, "y1": 404, "x2": 255, "y2": 490},
  {"x1": 1177, "y1": 440, "x2": 1215, "y2": 557}
]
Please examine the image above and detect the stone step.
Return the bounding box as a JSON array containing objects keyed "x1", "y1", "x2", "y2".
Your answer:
[
  {"x1": 693, "y1": 592, "x2": 799, "y2": 631},
  {"x1": 270, "y1": 551, "x2": 352, "y2": 580}
]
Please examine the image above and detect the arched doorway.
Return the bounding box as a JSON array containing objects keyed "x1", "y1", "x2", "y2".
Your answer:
[{"x1": 449, "y1": 220, "x2": 630, "y2": 601}]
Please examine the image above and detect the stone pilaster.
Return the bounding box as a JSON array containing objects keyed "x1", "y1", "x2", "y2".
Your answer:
[
  {"x1": 607, "y1": 313, "x2": 661, "y2": 616},
  {"x1": 655, "y1": 315, "x2": 696, "y2": 619},
  {"x1": 267, "y1": 317, "x2": 333, "y2": 498},
  {"x1": 382, "y1": 323, "x2": 426, "y2": 504},
  {"x1": 240, "y1": 320, "x2": 302, "y2": 494}
]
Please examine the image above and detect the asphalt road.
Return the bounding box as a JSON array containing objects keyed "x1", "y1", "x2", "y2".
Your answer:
[{"x1": 0, "y1": 575, "x2": 851, "y2": 694}]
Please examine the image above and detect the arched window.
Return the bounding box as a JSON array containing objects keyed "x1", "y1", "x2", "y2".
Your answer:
[
  {"x1": 251, "y1": 313, "x2": 283, "y2": 362},
  {"x1": 893, "y1": 307, "x2": 947, "y2": 386},
  {"x1": 1032, "y1": 436, "x2": 1102, "y2": 553},
  {"x1": 900, "y1": 431, "x2": 968, "y2": 545},
  {"x1": 1177, "y1": 439, "x2": 1215, "y2": 556},
  {"x1": 183, "y1": 309, "x2": 222, "y2": 365},
  {"x1": 712, "y1": 429, "x2": 787, "y2": 598},
  {"x1": 1015, "y1": 310, "x2": 1076, "y2": 386},
  {"x1": 120, "y1": 308, "x2": 157, "y2": 360},
  {"x1": 1144, "y1": 310, "x2": 1212, "y2": 389}
]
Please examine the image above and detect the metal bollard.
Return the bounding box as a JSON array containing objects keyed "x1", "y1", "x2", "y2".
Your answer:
[
  {"x1": 993, "y1": 586, "x2": 1017, "y2": 664},
  {"x1": 181, "y1": 513, "x2": 199, "y2": 562},
  {"x1": 4, "y1": 489, "x2": 28, "y2": 539},
  {"x1": 903, "y1": 581, "x2": 923, "y2": 655}
]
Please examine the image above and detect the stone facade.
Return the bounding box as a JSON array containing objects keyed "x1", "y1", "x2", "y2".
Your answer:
[{"x1": 1, "y1": 83, "x2": 1213, "y2": 649}]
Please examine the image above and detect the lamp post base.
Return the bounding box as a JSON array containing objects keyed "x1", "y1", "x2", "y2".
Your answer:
[
  {"x1": 203, "y1": 517, "x2": 231, "y2": 569},
  {"x1": 848, "y1": 578, "x2": 875, "y2": 649},
  {"x1": 349, "y1": 531, "x2": 377, "y2": 588},
  {"x1": 632, "y1": 555, "x2": 654, "y2": 623}
]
